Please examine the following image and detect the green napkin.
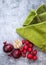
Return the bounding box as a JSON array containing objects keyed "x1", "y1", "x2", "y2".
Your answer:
[
  {"x1": 16, "y1": 4, "x2": 46, "y2": 52},
  {"x1": 39, "y1": 12, "x2": 46, "y2": 22},
  {"x1": 23, "y1": 4, "x2": 46, "y2": 26},
  {"x1": 16, "y1": 21, "x2": 46, "y2": 52},
  {"x1": 36, "y1": 4, "x2": 46, "y2": 14},
  {"x1": 23, "y1": 10, "x2": 36, "y2": 26}
]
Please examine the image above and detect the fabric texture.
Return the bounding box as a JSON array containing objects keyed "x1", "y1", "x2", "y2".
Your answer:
[{"x1": 16, "y1": 4, "x2": 46, "y2": 52}]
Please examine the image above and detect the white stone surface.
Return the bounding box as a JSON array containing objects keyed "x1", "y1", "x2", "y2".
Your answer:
[{"x1": 0, "y1": 0, "x2": 46, "y2": 65}]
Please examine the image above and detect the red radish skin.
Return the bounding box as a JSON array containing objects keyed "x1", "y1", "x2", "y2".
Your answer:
[
  {"x1": 28, "y1": 44, "x2": 33, "y2": 48},
  {"x1": 23, "y1": 50, "x2": 27, "y2": 54},
  {"x1": 24, "y1": 45, "x2": 28, "y2": 50},
  {"x1": 32, "y1": 50, "x2": 37, "y2": 55},
  {"x1": 27, "y1": 53, "x2": 33, "y2": 59},
  {"x1": 33, "y1": 56, "x2": 37, "y2": 60},
  {"x1": 22, "y1": 53, "x2": 26, "y2": 57},
  {"x1": 22, "y1": 39, "x2": 25, "y2": 44},
  {"x1": 20, "y1": 47, "x2": 24, "y2": 52},
  {"x1": 25, "y1": 40, "x2": 29, "y2": 45},
  {"x1": 28, "y1": 48, "x2": 32, "y2": 52}
]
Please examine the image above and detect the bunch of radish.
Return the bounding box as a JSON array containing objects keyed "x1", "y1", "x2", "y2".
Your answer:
[{"x1": 3, "y1": 39, "x2": 37, "y2": 61}]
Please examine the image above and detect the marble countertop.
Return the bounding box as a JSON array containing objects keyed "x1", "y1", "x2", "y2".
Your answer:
[{"x1": 0, "y1": 0, "x2": 46, "y2": 65}]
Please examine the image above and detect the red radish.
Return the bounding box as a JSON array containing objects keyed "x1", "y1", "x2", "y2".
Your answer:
[
  {"x1": 27, "y1": 53, "x2": 33, "y2": 59},
  {"x1": 22, "y1": 39, "x2": 25, "y2": 44},
  {"x1": 25, "y1": 40, "x2": 29, "y2": 45},
  {"x1": 20, "y1": 47, "x2": 24, "y2": 52},
  {"x1": 3, "y1": 40, "x2": 38, "y2": 61},
  {"x1": 12, "y1": 49, "x2": 21, "y2": 58},
  {"x1": 23, "y1": 50, "x2": 27, "y2": 54},
  {"x1": 3, "y1": 42, "x2": 14, "y2": 53},
  {"x1": 24, "y1": 45, "x2": 28, "y2": 50},
  {"x1": 22, "y1": 53, "x2": 26, "y2": 57},
  {"x1": 32, "y1": 50, "x2": 37, "y2": 55},
  {"x1": 28, "y1": 48, "x2": 32, "y2": 52},
  {"x1": 28, "y1": 44, "x2": 33, "y2": 48},
  {"x1": 33, "y1": 56, "x2": 37, "y2": 60}
]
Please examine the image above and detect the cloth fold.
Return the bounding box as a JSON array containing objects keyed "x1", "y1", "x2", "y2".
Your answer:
[
  {"x1": 23, "y1": 4, "x2": 46, "y2": 26},
  {"x1": 16, "y1": 4, "x2": 46, "y2": 52}
]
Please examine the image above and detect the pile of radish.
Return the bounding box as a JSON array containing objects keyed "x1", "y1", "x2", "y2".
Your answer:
[{"x1": 3, "y1": 39, "x2": 37, "y2": 61}]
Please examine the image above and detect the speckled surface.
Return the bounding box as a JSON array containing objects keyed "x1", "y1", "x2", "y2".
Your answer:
[{"x1": 0, "y1": 0, "x2": 46, "y2": 65}]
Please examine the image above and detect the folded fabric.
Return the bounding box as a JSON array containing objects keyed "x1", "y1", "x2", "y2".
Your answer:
[
  {"x1": 16, "y1": 21, "x2": 46, "y2": 52},
  {"x1": 23, "y1": 10, "x2": 36, "y2": 26},
  {"x1": 23, "y1": 4, "x2": 46, "y2": 26},
  {"x1": 16, "y1": 4, "x2": 46, "y2": 52},
  {"x1": 39, "y1": 12, "x2": 46, "y2": 22},
  {"x1": 25, "y1": 12, "x2": 46, "y2": 25},
  {"x1": 36, "y1": 4, "x2": 46, "y2": 14}
]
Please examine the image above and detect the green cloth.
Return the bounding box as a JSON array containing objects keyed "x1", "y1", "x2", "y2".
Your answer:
[
  {"x1": 23, "y1": 10, "x2": 36, "y2": 26},
  {"x1": 16, "y1": 4, "x2": 46, "y2": 52},
  {"x1": 39, "y1": 12, "x2": 46, "y2": 22},
  {"x1": 23, "y1": 4, "x2": 46, "y2": 26},
  {"x1": 16, "y1": 21, "x2": 46, "y2": 52},
  {"x1": 36, "y1": 4, "x2": 46, "y2": 14}
]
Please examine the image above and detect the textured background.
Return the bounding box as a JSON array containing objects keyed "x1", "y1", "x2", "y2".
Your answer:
[{"x1": 0, "y1": 0, "x2": 46, "y2": 65}]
